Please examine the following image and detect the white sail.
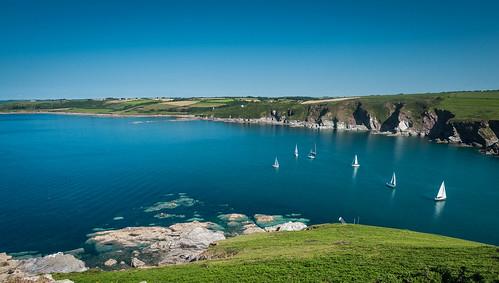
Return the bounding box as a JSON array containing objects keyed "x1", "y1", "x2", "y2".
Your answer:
[
  {"x1": 435, "y1": 181, "x2": 446, "y2": 200},
  {"x1": 294, "y1": 144, "x2": 299, "y2": 157},
  {"x1": 272, "y1": 157, "x2": 279, "y2": 168},
  {"x1": 352, "y1": 154, "x2": 360, "y2": 167},
  {"x1": 307, "y1": 144, "x2": 316, "y2": 159},
  {"x1": 386, "y1": 172, "x2": 396, "y2": 188}
]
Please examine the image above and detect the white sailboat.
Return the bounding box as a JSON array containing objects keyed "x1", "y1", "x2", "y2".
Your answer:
[
  {"x1": 351, "y1": 154, "x2": 360, "y2": 167},
  {"x1": 434, "y1": 181, "x2": 447, "y2": 201},
  {"x1": 307, "y1": 144, "x2": 317, "y2": 159},
  {"x1": 385, "y1": 172, "x2": 396, "y2": 188},
  {"x1": 294, "y1": 144, "x2": 299, "y2": 157},
  {"x1": 272, "y1": 157, "x2": 280, "y2": 168}
]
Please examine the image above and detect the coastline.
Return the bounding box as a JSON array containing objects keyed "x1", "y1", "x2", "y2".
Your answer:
[
  {"x1": 0, "y1": 111, "x2": 198, "y2": 119},
  {"x1": 3, "y1": 111, "x2": 497, "y2": 156},
  {"x1": 0, "y1": 111, "x2": 419, "y2": 137},
  {"x1": 201, "y1": 117, "x2": 499, "y2": 156},
  {"x1": 1, "y1": 112, "x2": 498, "y2": 281},
  {"x1": 3, "y1": 222, "x2": 498, "y2": 282}
]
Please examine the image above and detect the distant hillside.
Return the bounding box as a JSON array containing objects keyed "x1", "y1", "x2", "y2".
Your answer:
[
  {"x1": 1, "y1": 91, "x2": 498, "y2": 121},
  {"x1": 55, "y1": 224, "x2": 499, "y2": 282},
  {"x1": 2, "y1": 90, "x2": 499, "y2": 155}
]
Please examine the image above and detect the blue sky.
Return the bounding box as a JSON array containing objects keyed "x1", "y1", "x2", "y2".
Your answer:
[{"x1": 1, "y1": 0, "x2": 499, "y2": 99}]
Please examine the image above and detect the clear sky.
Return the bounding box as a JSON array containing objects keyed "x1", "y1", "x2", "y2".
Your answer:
[{"x1": 1, "y1": 0, "x2": 499, "y2": 99}]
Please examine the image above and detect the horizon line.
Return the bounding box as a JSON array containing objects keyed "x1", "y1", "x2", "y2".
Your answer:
[{"x1": 1, "y1": 88, "x2": 498, "y2": 102}]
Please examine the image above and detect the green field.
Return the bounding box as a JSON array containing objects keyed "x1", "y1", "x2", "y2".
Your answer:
[
  {"x1": 1, "y1": 90, "x2": 498, "y2": 121},
  {"x1": 55, "y1": 224, "x2": 499, "y2": 282},
  {"x1": 434, "y1": 92, "x2": 499, "y2": 120}
]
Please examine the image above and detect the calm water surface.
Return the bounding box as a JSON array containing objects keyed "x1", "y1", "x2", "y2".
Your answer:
[{"x1": 0, "y1": 114, "x2": 498, "y2": 254}]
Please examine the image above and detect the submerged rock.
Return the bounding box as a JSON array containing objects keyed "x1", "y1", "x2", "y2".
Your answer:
[
  {"x1": 85, "y1": 221, "x2": 225, "y2": 268},
  {"x1": 264, "y1": 222, "x2": 307, "y2": 232},
  {"x1": 144, "y1": 195, "x2": 198, "y2": 213},
  {"x1": 7, "y1": 250, "x2": 41, "y2": 259},
  {"x1": 254, "y1": 214, "x2": 278, "y2": 226},
  {"x1": 154, "y1": 213, "x2": 186, "y2": 219},
  {"x1": 217, "y1": 213, "x2": 266, "y2": 236},
  {"x1": 217, "y1": 213, "x2": 249, "y2": 222}
]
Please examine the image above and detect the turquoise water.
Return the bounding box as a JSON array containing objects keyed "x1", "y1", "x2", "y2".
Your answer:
[{"x1": 0, "y1": 114, "x2": 498, "y2": 255}]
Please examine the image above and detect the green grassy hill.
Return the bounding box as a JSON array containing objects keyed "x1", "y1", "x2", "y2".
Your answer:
[
  {"x1": 2, "y1": 91, "x2": 499, "y2": 121},
  {"x1": 55, "y1": 224, "x2": 499, "y2": 282}
]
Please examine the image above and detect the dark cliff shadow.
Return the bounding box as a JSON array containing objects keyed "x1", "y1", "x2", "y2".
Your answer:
[
  {"x1": 380, "y1": 103, "x2": 404, "y2": 132},
  {"x1": 427, "y1": 109, "x2": 455, "y2": 139}
]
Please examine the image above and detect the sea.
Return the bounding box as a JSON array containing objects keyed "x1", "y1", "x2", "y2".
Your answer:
[{"x1": 0, "y1": 114, "x2": 498, "y2": 255}]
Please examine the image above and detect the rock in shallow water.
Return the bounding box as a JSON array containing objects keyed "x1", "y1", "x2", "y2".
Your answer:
[
  {"x1": 18, "y1": 252, "x2": 87, "y2": 276},
  {"x1": 241, "y1": 223, "x2": 265, "y2": 234},
  {"x1": 217, "y1": 213, "x2": 249, "y2": 222},
  {"x1": 144, "y1": 195, "x2": 198, "y2": 213},
  {"x1": 0, "y1": 252, "x2": 85, "y2": 282},
  {"x1": 104, "y1": 258, "x2": 117, "y2": 267},
  {"x1": 254, "y1": 214, "x2": 277, "y2": 225},
  {"x1": 85, "y1": 221, "x2": 225, "y2": 268},
  {"x1": 217, "y1": 213, "x2": 258, "y2": 235},
  {"x1": 254, "y1": 214, "x2": 309, "y2": 227}
]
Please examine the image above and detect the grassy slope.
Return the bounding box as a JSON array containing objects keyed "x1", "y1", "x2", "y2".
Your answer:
[
  {"x1": 56, "y1": 224, "x2": 499, "y2": 282},
  {"x1": 1, "y1": 91, "x2": 498, "y2": 121},
  {"x1": 349, "y1": 91, "x2": 499, "y2": 122},
  {"x1": 434, "y1": 91, "x2": 499, "y2": 120}
]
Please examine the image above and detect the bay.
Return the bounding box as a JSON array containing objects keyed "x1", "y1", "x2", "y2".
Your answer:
[{"x1": 0, "y1": 114, "x2": 498, "y2": 254}]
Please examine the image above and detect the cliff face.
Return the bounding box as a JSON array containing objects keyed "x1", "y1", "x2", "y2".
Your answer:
[
  {"x1": 452, "y1": 121, "x2": 498, "y2": 147},
  {"x1": 489, "y1": 120, "x2": 499, "y2": 137},
  {"x1": 305, "y1": 105, "x2": 329, "y2": 125},
  {"x1": 353, "y1": 103, "x2": 380, "y2": 130},
  {"x1": 379, "y1": 103, "x2": 413, "y2": 133},
  {"x1": 487, "y1": 121, "x2": 499, "y2": 155},
  {"x1": 267, "y1": 102, "x2": 499, "y2": 156},
  {"x1": 424, "y1": 110, "x2": 460, "y2": 142}
]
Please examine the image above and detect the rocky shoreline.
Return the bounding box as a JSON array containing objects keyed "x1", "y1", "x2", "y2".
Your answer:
[
  {"x1": 0, "y1": 216, "x2": 307, "y2": 282},
  {"x1": 201, "y1": 105, "x2": 499, "y2": 156},
  {"x1": 0, "y1": 252, "x2": 86, "y2": 282},
  {"x1": 3, "y1": 107, "x2": 498, "y2": 156},
  {"x1": 0, "y1": 111, "x2": 196, "y2": 119}
]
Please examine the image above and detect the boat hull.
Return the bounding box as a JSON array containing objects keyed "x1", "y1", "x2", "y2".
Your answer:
[
  {"x1": 434, "y1": 197, "x2": 446, "y2": 201},
  {"x1": 352, "y1": 164, "x2": 360, "y2": 167},
  {"x1": 385, "y1": 183, "x2": 395, "y2": 188}
]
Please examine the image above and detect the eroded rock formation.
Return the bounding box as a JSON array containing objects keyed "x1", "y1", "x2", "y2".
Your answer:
[
  {"x1": 212, "y1": 102, "x2": 499, "y2": 155},
  {"x1": 84, "y1": 221, "x2": 225, "y2": 268},
  {"x1": 264, "y1": 222, "x2": 308, "y2": 232},
  {"x1": 353, "y1": 103, "x2": 380, "y2": 130},
  {"x1": 0, "y1": 252, "x2": 84, "y2": 282}
]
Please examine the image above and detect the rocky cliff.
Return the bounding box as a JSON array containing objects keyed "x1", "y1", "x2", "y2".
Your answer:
[{"x1": 261, "y1": 102, "x2": 499, "y2": 156}]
